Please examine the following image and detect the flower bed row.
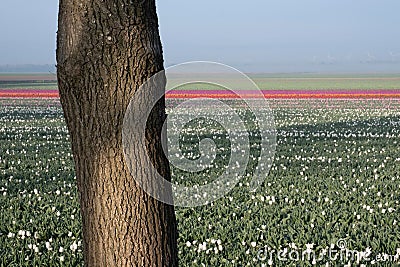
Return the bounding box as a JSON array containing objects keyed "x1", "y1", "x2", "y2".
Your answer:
[{"x1": 1, "y1": 89, "x2": 400, "y2": 99}]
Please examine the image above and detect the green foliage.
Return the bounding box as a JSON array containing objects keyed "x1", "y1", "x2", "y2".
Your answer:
[{"x1": 0, "y1": 98, "x2": 399, "y2": 266}]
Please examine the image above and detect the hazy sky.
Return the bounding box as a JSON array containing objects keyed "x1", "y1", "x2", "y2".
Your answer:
[{"x1": 1, "y1": 0, "x2": 400, "y2": 72}]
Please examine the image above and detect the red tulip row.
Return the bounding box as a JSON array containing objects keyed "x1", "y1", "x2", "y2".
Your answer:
[
  {"x1": 1, "y1": 89, "x2": 400, "y2": 99},
  {"x1": 0, "y1": 89, "x2": 59, "y2": 98}
]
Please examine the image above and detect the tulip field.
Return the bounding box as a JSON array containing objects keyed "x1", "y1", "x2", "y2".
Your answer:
[{"x1": 1, "y1": 75, "x2": 400, "y2": 266}]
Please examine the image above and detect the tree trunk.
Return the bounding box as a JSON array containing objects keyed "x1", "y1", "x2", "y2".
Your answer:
[{"x1": 56, "y1": 1, "x2": 178, "y2": 266}]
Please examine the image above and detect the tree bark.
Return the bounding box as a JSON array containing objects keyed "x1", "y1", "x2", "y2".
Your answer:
[{"x1": 56, "y1": 1, "x2": 178, "y2": 266}]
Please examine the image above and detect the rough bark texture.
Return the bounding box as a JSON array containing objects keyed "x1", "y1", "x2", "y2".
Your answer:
[{"x1": 56, "y1": 1, "x2": 178, "y2": 266}]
